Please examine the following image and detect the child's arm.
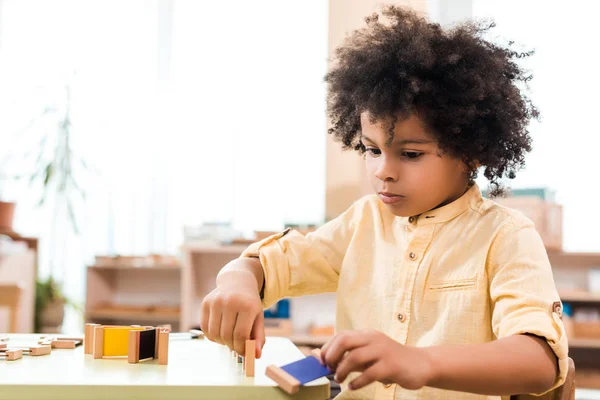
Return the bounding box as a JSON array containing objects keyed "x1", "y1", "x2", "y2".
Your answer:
[
  {"x1": 321, "y1": 329, "x2": 557, "y2": 396},
  {"x1": 201, "y1": 196, "x2": 371, "y2": 357},
  {"x1": 423, "y1": 333, "x2": 558, "y2": 394}
]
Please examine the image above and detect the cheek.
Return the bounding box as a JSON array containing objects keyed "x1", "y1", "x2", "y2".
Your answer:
[{"x1": 365, "y1": 157, "x2": 378, "y2": 175}]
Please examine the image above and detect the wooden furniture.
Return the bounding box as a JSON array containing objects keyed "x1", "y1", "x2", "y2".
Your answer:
[
  {"x1": 512, "y1": 357, "x2": 575, "y2": 400},
  {"x1": 84, "y1": 261, "x2": 183, "y2": 331},
  {"x1": 0, "y1": 283, "x2": 22, "y2": 332},
  {"x1": 548, "y1": 252, "x2": 600, "y2": 389},
  {"x1": 0, "y1": 231, "x2": 36, "y2": 333},
  {"x1": 0, "y1": 334, "x2": 329, "y2": 400}
]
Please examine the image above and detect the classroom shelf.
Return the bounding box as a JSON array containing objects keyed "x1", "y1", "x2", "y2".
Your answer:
[
  {"x1": 548, "y1": 252, "x2": 600, "y2": 268},
  {"x1": 89, "y1": 264, "x2": 181, "y2": 271},
  {"x1": 85, "y1": 262, "x2": 183, "y2": 330},
  {"x1": 86, "y1": 309, "x2": 180, "y2": 323},
  {"x1": 560, "y1": 291, "x2": 600, "y2": 303},
  {"x1": 569, "y1": 338, "x2": 600, "y2": 349}
]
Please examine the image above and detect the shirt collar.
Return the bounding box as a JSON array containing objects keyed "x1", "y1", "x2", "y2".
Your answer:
[{"x1": 404, "y1": 183, "x2": 483, "y2": 227}]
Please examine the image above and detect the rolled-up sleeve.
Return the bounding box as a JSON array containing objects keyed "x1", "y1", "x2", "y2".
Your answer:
[
  {"x1": 488, "y1": 217, "x2": 569, "y2": 395},
  {"x1": 239, "y1": 200, "x2": 360, "y2": 309}
]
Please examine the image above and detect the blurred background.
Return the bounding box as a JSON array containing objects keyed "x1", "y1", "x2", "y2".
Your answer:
[{"x1": 0, "y1": 0, "x2": 598, "y2": 396}]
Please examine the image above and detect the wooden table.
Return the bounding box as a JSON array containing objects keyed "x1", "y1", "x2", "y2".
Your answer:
[{"x1": 0, "y1": 334, "x2": 330, "y2": 400}]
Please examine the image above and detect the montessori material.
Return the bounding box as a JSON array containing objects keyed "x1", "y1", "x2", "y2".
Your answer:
[{"x1": 265, "y1": 348, "x2": 331, "y2": 394}]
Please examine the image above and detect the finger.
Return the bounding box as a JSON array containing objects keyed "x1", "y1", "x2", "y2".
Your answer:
[
  {"x1": 220, "y1": 311, "x2": 238, "y2": 351},
  {"x1": 348, "y1": 363, "x2": 385, "y2": 391},
  {"x1": 334, "y1": 346, "x2": 376, "y2": 384},
  {"x1": 320, "y1": 335, "x2": 336, "y2": 364},
  {"x1": 233, "y1": 312, "x2": 254, "y2": 355},
  {"x1": 200, "y1": 296, "x2": 211, "y2": 336},
  {"x1": 207, "y1": 305, "x2": 223, "y2": 344},
  {"x1": 323, "y1": 332, "x2": 369, "y2": 372},
  {"x1": 250, "y1": 311, "x2": 266, "y2": 359}
]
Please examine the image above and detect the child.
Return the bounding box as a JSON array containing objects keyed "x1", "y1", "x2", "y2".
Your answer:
[{"x1": 200, "y1": 5, "x2": 568, "y2": 399}]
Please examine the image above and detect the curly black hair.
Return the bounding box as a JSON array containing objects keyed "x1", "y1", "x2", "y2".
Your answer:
[{"x1": 324, "y1": 5, "x2": 538, "y2": 196}]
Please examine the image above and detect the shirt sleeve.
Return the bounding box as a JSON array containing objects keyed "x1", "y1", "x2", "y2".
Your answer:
[
  {"x1": 239, "y1": 198, "x2": 363, "y2": 309},
  {"x1": 487, "y1": 217, "x2": 569, "y2": 395}
]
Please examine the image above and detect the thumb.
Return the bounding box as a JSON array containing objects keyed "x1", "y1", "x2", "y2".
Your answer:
[{"x1": 251, "y1": 310, "x2": 266, "y2": 359}]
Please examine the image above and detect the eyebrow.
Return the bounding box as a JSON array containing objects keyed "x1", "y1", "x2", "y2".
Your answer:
[{"x1": 360, "y1": 134, "x2": 435, "y2": 147}]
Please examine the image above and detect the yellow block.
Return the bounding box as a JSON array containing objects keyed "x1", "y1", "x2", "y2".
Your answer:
[{"x1": 102, "y1": 327, "x2": 145, "y2": 357}]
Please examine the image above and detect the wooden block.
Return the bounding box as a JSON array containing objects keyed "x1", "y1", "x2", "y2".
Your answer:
[
  {"x1": 128, "y1": 330, "x2": 140, "y2": 364},
  {"x1": 266, "y1": 365, "x2": 300, "y2": 394},
  {"x1": 51, "y1": 340, "x2": 79, "y2": 349},
  {"x1": 245, "y1": 339, "x2": 255, "y2": 377},
  {"x1": 85, "y1": 323, "x2": 99, "y2": 355},
  {"x1": 93, "y1": 326, "x2": 104, "y2": 359},
  {"x1": 6, "y1": 349, "x2": 22, "y2": 361},
  {"x1": 266, "y1": 356, "x2": 331, "y2": 394},
  {"x1": 29, "y1": 345, "x2": 51, "y2": 356},
  {"x1": 0, "y1": 343, "x2": 6, "y2": 350},
  {"x1": 158, "y1": 329, "x2": 169, "y2": 365},
  {"x1": 154, "y1": 328, "x2": 160, "y2": 359}
]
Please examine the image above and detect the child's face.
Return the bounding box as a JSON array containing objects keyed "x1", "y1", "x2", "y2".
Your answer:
[{"x1": 360, "y1": 112, "x2": 470, "y2": 217}]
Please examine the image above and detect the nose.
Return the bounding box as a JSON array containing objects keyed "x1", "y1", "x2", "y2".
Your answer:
[{"x1": 374, "y1": 155, "x2": 398, "y2": 182}]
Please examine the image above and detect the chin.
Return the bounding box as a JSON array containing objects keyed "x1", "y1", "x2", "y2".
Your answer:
[{"x1": 383, "y1": 203, "x2": 414, "y2": 217}]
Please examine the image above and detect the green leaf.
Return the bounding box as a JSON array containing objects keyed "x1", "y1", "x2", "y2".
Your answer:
[
  {"x1": 43, "y1": 163, "x2": 53, "y2": 186},
  {"x1": 67, "y1": 200, "x2": 79, "y2": 234}
]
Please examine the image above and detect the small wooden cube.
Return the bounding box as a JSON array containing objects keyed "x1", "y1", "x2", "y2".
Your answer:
[
  {"x1": 245, "y1": 340, "x2": 255, "y2": 377},
  {"x1": 158, "y1": 329, "x2": 169, "y2": 365},
  {"x1": 6, "y1": 349, "x2": 23, "y2": 361},
  {"x1": 29, "y1": 345, "x2": 51, "y2": 356}
]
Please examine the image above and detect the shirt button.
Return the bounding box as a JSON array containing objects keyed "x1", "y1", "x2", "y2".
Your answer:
[
  {"x1": 384, "y1": 383, "x2": 393, "y2": 388},
  {"x1": 408, "y1": 217, "x2": 414, "y2": 223},
  {"x1": 397, "y1": 312, "x2": 406, "y2": 322},
  {"x1": 409, "y1": 252, "x2": 416, "y2": 260}
]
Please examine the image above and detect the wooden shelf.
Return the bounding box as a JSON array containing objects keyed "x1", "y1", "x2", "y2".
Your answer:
[
  {"x1": 559, "y1": 290, "x2": 600, "y2": 303},
  {"x1": 569, "y1": 338, "x2": 600, "y2": 349},
  {"x1": 89, "y1": 264, "x2": 181, "y2": 271},
  {"x1": 86, "y1": 306, "x2": 180, "y2": 323},
  {"x1": 548, "y1": 251, "x2": 600, "y2": 268}
]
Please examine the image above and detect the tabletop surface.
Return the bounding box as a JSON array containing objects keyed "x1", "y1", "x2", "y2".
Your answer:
[{"x1": 0, "y1": 334, "x2": 330, "y2": 400}]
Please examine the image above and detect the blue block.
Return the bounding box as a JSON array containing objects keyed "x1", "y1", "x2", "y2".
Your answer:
[{"x1": 281, "y1": 356, "x2": 332, "y2": 385}]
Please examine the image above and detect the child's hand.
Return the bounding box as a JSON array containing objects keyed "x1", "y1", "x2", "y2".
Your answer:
[
  {"x1": 200, "y1": 268, "x2": 266, "y2": 358},
  {"x1": 320, "y1": 330, "x2": 434, "y2": 391}
]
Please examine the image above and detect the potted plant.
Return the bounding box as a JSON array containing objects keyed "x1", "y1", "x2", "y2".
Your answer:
[
  {"x1": 34, "y1": 276, "x2": 67, "y2": 333},
  {"x1": 7, "y1": 78, "x2": 89, "y2": 332}
]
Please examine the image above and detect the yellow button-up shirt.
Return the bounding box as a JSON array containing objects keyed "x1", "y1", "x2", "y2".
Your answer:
[{"x1": 241, "y1": 184, "x2": 568, "y2": 400}]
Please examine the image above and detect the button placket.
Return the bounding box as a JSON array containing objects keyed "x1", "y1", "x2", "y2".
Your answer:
[{"x1": 395, "y1": 225, "x2": 435, "y2": 344}]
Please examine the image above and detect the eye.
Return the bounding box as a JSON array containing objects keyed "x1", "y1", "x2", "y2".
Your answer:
[
  {"x1": 365, "y1": 147, "x2": 381, "y2": 157},
  {"x1": 402, "y1": 151, "x2": 423, "y2": 159}
]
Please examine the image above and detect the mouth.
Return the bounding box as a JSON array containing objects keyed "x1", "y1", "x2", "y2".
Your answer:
[{"x1": 378, "y1": 192, "x2": 405, "y2": 205}]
